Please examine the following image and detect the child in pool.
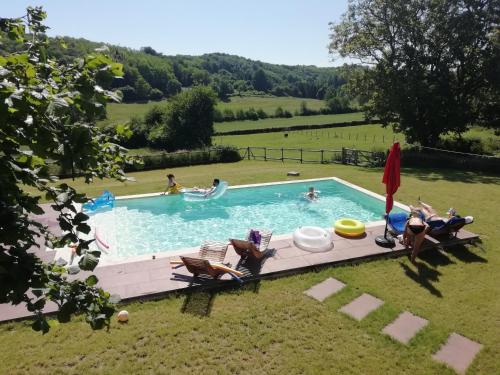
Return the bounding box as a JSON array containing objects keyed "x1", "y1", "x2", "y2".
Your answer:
[{"x1": 304, "y1": 187, "x2": 319, "y2": 201}]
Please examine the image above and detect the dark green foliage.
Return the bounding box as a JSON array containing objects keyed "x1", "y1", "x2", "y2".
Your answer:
[
  {"x1": 0, "y1": 36, "x2": 353, "y2": 102},
  {"x1": 127, "y1": 146, "x2": 242, "y2": 171},
  {"x1": 144, "y1": 86, "x2": 218, "y2": 151},
  {"x1": 329, "y1": 0, "x2": 500, "y2": 146},
  {"x1": 0, "y1": 7, "x2": 137, "y2": 332}
]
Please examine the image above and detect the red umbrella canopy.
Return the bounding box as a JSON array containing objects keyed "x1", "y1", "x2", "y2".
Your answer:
[{"x1": 382, "y1": 142, "x2": 401, "y2": 214}]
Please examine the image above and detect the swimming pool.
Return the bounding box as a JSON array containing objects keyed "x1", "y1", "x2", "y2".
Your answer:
[{"x1": 87, "y1": 178, "x2": 406, "y2": 261}]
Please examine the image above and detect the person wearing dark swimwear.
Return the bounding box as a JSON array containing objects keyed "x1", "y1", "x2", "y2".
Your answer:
[{"x1": 403, "y1": 210, "x2": 429, "y2": 263}]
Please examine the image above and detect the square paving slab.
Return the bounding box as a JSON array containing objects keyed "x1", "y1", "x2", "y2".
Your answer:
[
  {"x1": 338, "y1": 293, "x2": 384, "y2": 321},
  {"x1": 304, "y1": 277, "x2": 346, "y2": 302},
  {"x1": 382, "y1": 311, "x2": 428, "y2": 344},
  {"x1": 432, "y1": 333, "x2": 483, "y2": 374}
]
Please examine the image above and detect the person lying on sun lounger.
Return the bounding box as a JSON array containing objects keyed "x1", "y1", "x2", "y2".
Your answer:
[{"x1": 410, "y1": 201, "x2": 458, "y2": 223}]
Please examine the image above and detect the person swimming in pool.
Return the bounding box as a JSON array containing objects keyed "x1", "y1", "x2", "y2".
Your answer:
[
  {"x1": 192, "y1": 178, "x2": 220, "y2": 196},
  {"x1": 304, "y1": 187, "x2": 319, "y2": 201},
  {"x1": 403, "y1": 209, "x2": 429, "y2": 263}
]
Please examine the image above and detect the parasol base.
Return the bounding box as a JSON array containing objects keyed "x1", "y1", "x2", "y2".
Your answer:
[{"x1": 375, "y1": 235, "x2": 396, "y2": 248}]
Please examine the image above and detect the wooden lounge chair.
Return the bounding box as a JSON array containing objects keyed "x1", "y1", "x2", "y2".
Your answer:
[
  {"x1": 177, "y1": 256, "x2": 242, "y2": 279},
  {"x1": 170, "y1": 241, "x2": 242, "y2": 280},
  {"x1": 230, "y1": 229, "x2": 273, "y2": 260}
]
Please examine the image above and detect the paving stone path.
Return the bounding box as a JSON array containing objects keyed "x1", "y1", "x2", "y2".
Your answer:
[
  {"x1": 432, "y1": 333, "x2": 483, "y2": 374},
  {"x1": 305, "y1": 277, "x2": 483, "y2": 374},
  {"x1": 382, "y1": 311, "x2": 428, "y2": 344},
  {"x1": 338, "y1": 293, "x2": 384, "y2": 321},
  {"x1": 304, "y1": 277, "x2": 346, "y2": 302}
]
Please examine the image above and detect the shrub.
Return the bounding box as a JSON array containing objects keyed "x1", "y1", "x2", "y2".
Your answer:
[
  {"x1": 126, "y1": 146, "x2": 242, "y2": 172},
  {"x1": 149, "y1": 88, "x2": 164, "y2": 101},
  {"x1": 222, "y1": 109, "x2": 236, "y2": 122}
]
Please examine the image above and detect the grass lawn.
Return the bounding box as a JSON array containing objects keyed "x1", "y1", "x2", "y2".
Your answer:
[
  {"x1": 217, "y1": 95, "x2": 326, "y2": 115},
  {"x1": 215, "y1": 123, "x2": 403, "y2": 153},
  {"x1": 2, "y1": 161, "x2": 499, "y2": 374},
  {"x1": 99, "y1": 96, "x2": 329, "y2": 128},
  {"x1": 214, "y1": 112, "x2": 364, "y2": 133}
]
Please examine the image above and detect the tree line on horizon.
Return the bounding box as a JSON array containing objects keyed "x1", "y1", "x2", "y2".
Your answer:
[{"x1": 0, "y1": 35, "x2": 357, "y2": 103}]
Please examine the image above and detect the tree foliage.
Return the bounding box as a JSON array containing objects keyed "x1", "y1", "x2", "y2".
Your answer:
[
  {"x1": 0, "y1": 35, "x2": 355, "y2": 102},
  {"x1": 329, "y1": 0, "x2": 500, "y2": 146},
  {"x1": 147, "y1": 86, "x2": 218, "y2": 151},
  {"x1": 0, "y1": 7, "x2": 137, "y2": 332}
]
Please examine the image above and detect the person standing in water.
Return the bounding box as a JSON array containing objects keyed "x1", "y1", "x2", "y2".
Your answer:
[{"x1": 162, "y1": 174, "x2": 182, "y2": 195}]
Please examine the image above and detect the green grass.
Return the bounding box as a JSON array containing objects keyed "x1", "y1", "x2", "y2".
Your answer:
[
  {"x1": 215, "y1": 123, "x2": 403, "y2": 152},
  {"x1": 214, "y1": 112, "x2": 364, "y2": 133},
  {"x1": 218, "y1": 95, "x2": 326, "y2": 114},
  {"x1": 99, "y1": 96, "x2": 329, "y2": 127},
  {"x1": 2, "y1": 161, "x2": 499, "y2": 374}
]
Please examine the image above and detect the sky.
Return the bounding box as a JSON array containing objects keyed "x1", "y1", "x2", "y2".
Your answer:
[{"x1": 2, "y1": 0, "x2": 350, "y2": 67}]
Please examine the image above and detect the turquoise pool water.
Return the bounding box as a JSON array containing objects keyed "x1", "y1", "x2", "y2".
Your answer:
[{"x1": 88, "y1": 179, "x2": 404, "y2": 258}]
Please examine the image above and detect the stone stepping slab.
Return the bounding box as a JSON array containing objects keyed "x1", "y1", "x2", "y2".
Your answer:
[
  {"x1": 338, "y1": 293, "x2": 384, "y2": 321},
  {"x1": 382, "y1": 311, "x2": 428, "y2": 344},
  {"x1": 304, "y1": 277, "x2": 346, "y2": 302},
  {"x1": 432, "y1": 333, "x2": 483, "y2": 374}
]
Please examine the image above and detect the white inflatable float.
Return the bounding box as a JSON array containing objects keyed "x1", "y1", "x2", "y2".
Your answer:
[
  {"x1": 293, "y1": 226, "x2": 334, "y2": 253},
  {"x1": 183, "y1": 181, "x2": 228, "y2": 202}
]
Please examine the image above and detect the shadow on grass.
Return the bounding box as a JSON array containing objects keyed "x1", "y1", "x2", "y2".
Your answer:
[
  {"x1": 418, "y1": 248, "x2": 455, "y2": 267},
  {"x1": 399, "y1": 261, "x2": 443, "y2": 298},
  {"x1": 358, "y1": 166, "x2": 500, "y2": 185},
  {"x1": 182, "y1": 290, "x2": 215, "y2": 317},
  {"x1": 443, "y1": 244, "x2": 488, "y2": 264}
]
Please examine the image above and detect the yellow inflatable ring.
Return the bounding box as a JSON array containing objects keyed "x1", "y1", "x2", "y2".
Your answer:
[{"x1": 334, "y1": 218, "x2": 365, "y2": 237}]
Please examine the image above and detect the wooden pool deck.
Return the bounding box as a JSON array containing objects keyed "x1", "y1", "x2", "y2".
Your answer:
[{"x1": 0, "y1": 216, "x2": 479, "y2": 323}]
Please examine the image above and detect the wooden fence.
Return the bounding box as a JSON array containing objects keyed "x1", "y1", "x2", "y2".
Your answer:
[{"x1": 238, "y1": 146, "x2": 386, "y2": 167}]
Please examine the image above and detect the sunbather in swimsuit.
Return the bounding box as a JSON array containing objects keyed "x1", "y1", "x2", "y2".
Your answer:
[{"x1": 403, "y1": 213, "x2": 429, "y2": 263}]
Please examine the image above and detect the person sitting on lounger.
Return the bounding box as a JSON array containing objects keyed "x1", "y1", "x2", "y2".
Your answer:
[{"x1": 403, "y1": 209, "x2": 429, "y2": 264}]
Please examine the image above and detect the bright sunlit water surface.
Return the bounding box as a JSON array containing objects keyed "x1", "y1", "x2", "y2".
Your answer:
[{"x1": 88, "y1": 179, "x2": 403, "y2": 259}]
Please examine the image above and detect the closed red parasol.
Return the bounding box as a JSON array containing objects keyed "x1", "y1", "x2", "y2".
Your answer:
[{"x1": 376, "y1": 142, "x2": 401, "y2": 247}]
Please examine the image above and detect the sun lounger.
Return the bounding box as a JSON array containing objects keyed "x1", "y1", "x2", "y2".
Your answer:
[
  {"x1": 386, "y1": 212, "x2": 409, "y2": 236},
  {"x1": 175, "y1": 256, "x2": 242, "y2": 279},
  {"x1": 427, "y1": 216, "x2": 474, "y2": 237},
  {"x1": 230, "y1": 229, "x2": 273, "y2": 260}
]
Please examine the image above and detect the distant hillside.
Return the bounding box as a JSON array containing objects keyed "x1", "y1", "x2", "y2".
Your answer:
[{"x1": 0, "y1": 35, "x2": 358, "y2": 103}]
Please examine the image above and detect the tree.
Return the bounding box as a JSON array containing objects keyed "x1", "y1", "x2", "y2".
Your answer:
[
  {"x1": 147, "y1": 86, "x2": 217, "y2": 150},
  {"x1": 252, "y1": 68, "x2": 271, "y2": 92},
  {"x1": 0, "y1": 7, "x2": 138, "y2": 332},
  {"x1": 329, "y1": 0, "x2": 500, "y2": 146}
]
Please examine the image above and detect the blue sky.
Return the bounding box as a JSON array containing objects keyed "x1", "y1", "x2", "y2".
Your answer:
[{"x1": 3, "y1": 0, "x2": 349, "y2": 67}]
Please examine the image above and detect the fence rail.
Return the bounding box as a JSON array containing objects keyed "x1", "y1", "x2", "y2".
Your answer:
[{"x1": 238, "y1": 146, "x2": 386, "y2": 167}]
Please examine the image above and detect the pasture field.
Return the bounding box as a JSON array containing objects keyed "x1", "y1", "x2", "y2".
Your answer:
[
  {"x1": 214, "y1": 112, "x2": 364, "y2": 133},
  {"x1": 214, "y1": 123, "x2": 401, "y2": 152},
  {"x1": 4, "y1": 161, "x2": 499, "y2": 374},
  {"x1": 99, "y1": 96, "x2": 329, "y2": 127}
]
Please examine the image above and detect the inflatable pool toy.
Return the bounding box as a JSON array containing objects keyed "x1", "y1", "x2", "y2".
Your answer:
[
  {"x1": 82, "y1": 190, "x2": 114, "y2": 211},
  {"x1": 94, "y1": 228, "x2": 110, "y2": 254},
  {"x1": 334, "y1": 218, "x2": 365, "y2": 237},
  {"x1": 117, "y1": 310, "x2": 129, "y2": 322},
  {"x1": 183, "y1": 181, "x2": 228, "y2": 201},
  {"x1": 293, "y1": 226, "x2": 334, "y2": 252}
]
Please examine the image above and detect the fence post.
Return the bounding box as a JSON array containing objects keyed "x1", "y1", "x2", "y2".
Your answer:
[
  {"x1": 300, "y1": 148, "x2": 303, "y2": 164},
  {"x1": 264, "y1": 147, "x2": 267, "y2": 161},
  {"x1": 341, "y1": 147, "x2": 346, "y2": 164},
  {"x1": 354, "y1": 149, "x2": 359, "y2": 165},
  {"x1": 247, "y1": 146, "x2": 250, "y2": 160},
  {"x1": 281, "y1": 147, "x2": 284, "y2": 162},
  {"x1": 321, "y1": 150, "x2": 324, "y2": 164}
]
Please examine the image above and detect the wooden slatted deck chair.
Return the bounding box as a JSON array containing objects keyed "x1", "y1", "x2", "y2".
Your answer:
[
  {"x1": 170, "y1": 241, "x2": 243, "y2": 280},
  {"x1": 230, "y1": 229, "x2": 273, "y2": 260}
]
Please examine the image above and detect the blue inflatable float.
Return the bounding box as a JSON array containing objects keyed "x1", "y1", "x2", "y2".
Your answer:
[
  {"x1": 82, "y1": 190, "x2": 115, "y2": 211},
  {"x1": 183, "y1": 181, "x2": 228, "y2": 202}
]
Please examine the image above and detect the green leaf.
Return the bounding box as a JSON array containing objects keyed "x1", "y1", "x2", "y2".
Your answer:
[
  {"x1": 85, "y1": 275, "x2": 98, "y2": 287},
  {"x1": 78, "y1": 254, "x2": 99, "y2": 271}
]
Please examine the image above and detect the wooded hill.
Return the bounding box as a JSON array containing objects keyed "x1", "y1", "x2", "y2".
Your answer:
[{"x1": 0, "y1": 35, "x2": 355, "y2": 102}]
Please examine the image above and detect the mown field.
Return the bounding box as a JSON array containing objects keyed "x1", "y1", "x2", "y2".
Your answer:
[
  {"x1": 99, "y1": 96, "x2": 328, "y2": 127},
  {"x1": 214, "y1": 112, "x2": 364, "y2": 133},
  {"x1": 2, "y1": 161, "x2": 499, "y2": 374},
  {"x1": 214, "y1": 123, "x2": 403, "y2": 152}
]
